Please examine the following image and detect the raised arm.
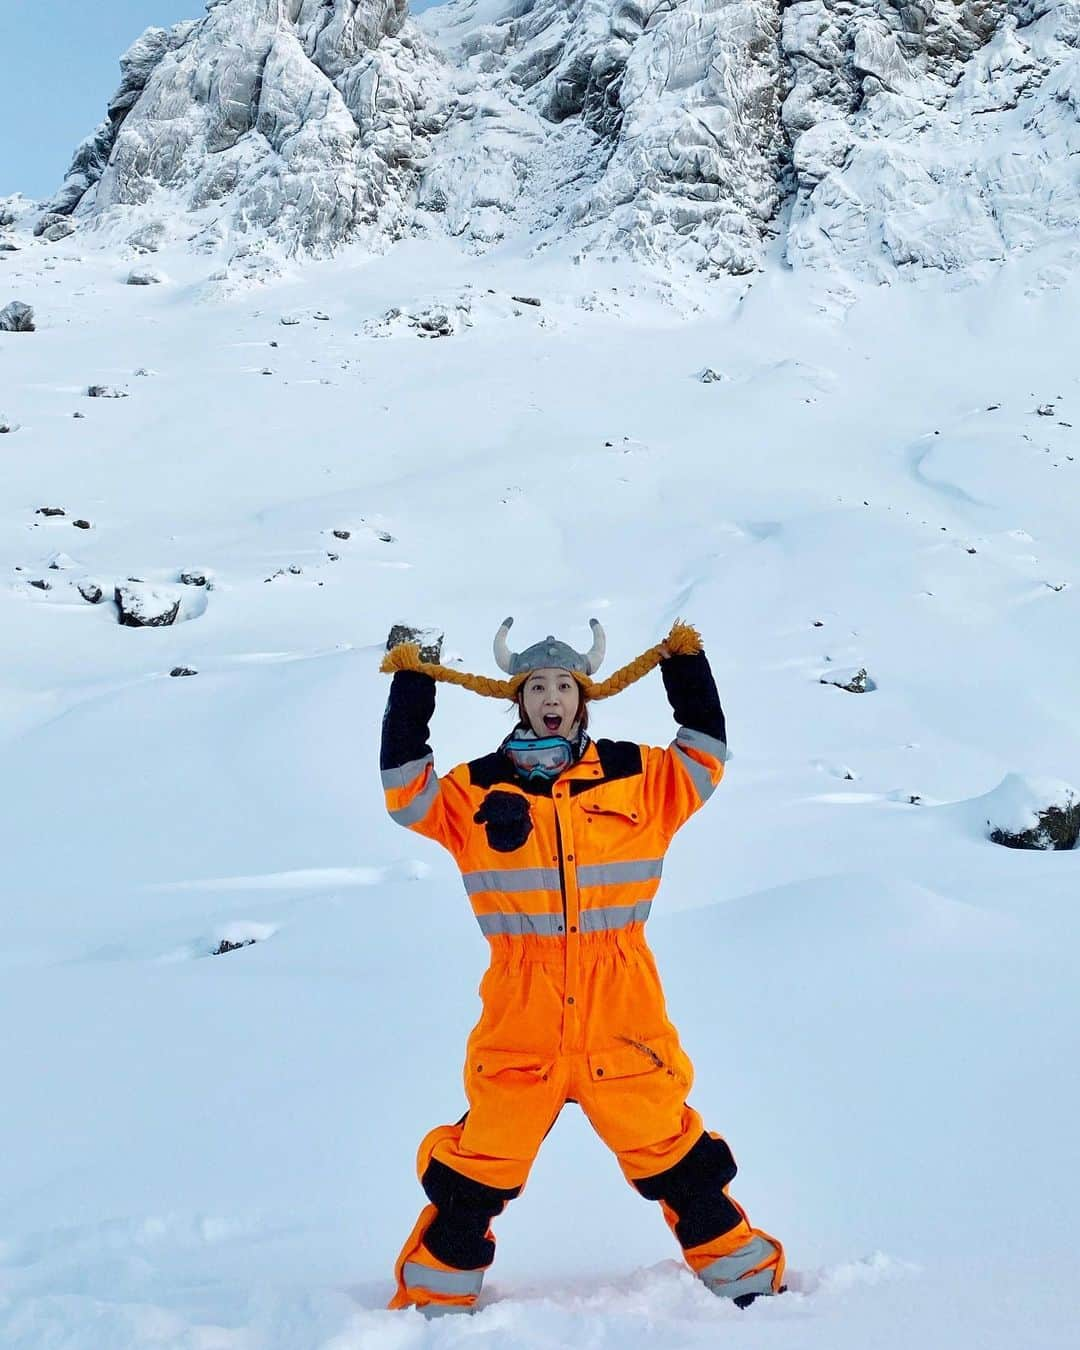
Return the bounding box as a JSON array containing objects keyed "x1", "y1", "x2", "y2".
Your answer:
[
  {"x1": 641, "y1": 646, "x2": 729, "y2": 834},
  {"x1": 380, "y1": 670, "x2": 465, "y2": 851}
]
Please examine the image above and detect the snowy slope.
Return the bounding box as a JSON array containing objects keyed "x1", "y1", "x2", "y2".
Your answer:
[{"x1": 2, "y1": 201, "x2": 1080, "y2": 1346}]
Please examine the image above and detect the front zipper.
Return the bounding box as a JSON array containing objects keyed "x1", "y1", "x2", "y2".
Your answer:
[{"x1": 553, "y1": 810, "x2": 568, "y2": 932}]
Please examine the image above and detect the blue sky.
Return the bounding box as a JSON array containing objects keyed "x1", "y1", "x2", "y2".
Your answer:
[{"x1": 0, "y1": 0, "x2": 443, "y2": 201}]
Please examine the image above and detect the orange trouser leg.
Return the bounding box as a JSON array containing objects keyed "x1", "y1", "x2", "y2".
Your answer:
[
  {"x1": 577, "y1": 1043, "x2": 785, "y2": 1303},
  {"x1": 389, "y1": 1074, "x2": 559, "y2": 1315}
]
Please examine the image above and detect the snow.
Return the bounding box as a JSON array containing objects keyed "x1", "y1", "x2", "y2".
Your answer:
[{"x1": 1, "y1": 193, "x2": 1079, "y2": 1346}]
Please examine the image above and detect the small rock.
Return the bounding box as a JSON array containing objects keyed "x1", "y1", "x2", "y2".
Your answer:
[
  {"x1": 966, "y1": 547, "x2": 977, "y2": 554},
  {"x1": 0, "y1": 415, "x2": 19, "y2": 433},
  {"x1": 1035, "y1": 404, "x2": 1055, "y2": 417},
  {"x1": 126, "y1": 269, "x2": 166, "y2": 286},
  {"x1": 333, "y1": 529, "x2": 351, "y2": 540},
  {"x1": 213, "y1": 937, "x2": 257, "y2": 955},
  {"x1": 377, "y1": 532, "x2": 395, "y2": 543},
  {"x1": 287, "y1": 564, "x2": 302, "y2": 575},
  {"x1": 812, "y1": 620, "x2": 824, "y2": 628},
  {"x1": 29, "y1": 578, "x2": 51, "y2": 591},
  {"x1": 280, "y1": 315, "x2": 301, "y2": 326},
  {"x1": 33, "y1": 212, "x2": 75, "y2": 239},
  {"x1": 313, "y1": 311, "x2": 330, "y2": 321},
  {"x1": 510, "y1": 296, "x2": 541, "y2": 307},
  {"x1": 327, "y1": 552, "x2": 340, "y2": 561},
  {"x1": 36, "y1": 506, "x2": 65, "y2": 517},
  {"x1": 134, "y1": 368, "x2": 155, "y2": 377},
  {"x1": 72, "y1": 519, "x2": 92, "y2": 529},
  {"x1": 820, "y1": 666, "x2": 876, "y2": 694},
  {"x1": 269, "y1": 340, "x2": 278, "y2": 347},
  {"x1": 47, "y1": 552, "x2": 78, "y2": 570},
  {"x1": 179, "y1": 571, "x2": 208, "y2": 587},
  {"x1": 38, "y1": 219, "x2": 77, "y2": 243},
  {"x1": 72, "y1": 411, "x2": 85, "y2": 419},
  {"x1": 986, "y1": 404, "x2": 1001, "y2": 411},
  {"x1": 386, "y1": 624, "x2": 444, "y2": 665},
  {"x1": 0, "y1": 242, "x2": 20, "y2": 253},
  {"x1": 78, "y1": 580, "x2": 104, "y2": 604},
  {"x1": 0, "y1": 301, "x2": 35, "y2": 332},
  {"x1": 260, "y1": 368, "x2": 273, "y2": 375},
  {"x1": 699, "y1": 368, "x2": 728, "y2": 384},
  {"x1": 114, "y1": 584, "x2": 181, "y2": 627},
  {"x1": 170, "y1": 666, "x2": 198, "y2": 678},
  {"x1": 87, "y1": 385, "x2": 129, "y2": 399}
]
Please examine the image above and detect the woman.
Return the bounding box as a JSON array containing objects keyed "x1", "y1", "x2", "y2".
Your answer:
[{"x1": 379, "y1": 617, "x2": 785, "y2": 1315}]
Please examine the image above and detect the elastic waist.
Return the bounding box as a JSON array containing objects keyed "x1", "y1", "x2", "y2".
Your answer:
[{"x1": 485, "y1": 927, "x2": 651, "y2": 965}]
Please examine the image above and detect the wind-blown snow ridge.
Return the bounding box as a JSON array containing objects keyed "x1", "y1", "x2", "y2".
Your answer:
[{"x1": 37, "y1": 0, "x2": 1080, "y2": 276}]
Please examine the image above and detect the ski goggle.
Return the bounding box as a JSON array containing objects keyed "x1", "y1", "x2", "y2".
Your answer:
[{"x1": 503, "y1": 735, "x2": 574, "y2": 781}]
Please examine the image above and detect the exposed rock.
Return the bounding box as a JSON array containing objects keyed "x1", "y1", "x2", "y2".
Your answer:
[
  {"x1": 36, "y1": 506, "x2": 65, "y2": 517},
  {"x1": 47, "y1": 552, "x2": 79, "y2": 571},
  {"x1": 0, "y1": 207, "x2": 16, "y2": 228},
  {"x1": 0, "y1": 415, "x2": 19, "y2": 433},
  {"x1": 87, "y1": 385, "x2": 129, "y2": 398},
  {"x1": 170, "y1": 666, "x2": 199, "y2": 678},
  {"x1": 387, "y1": 623, "x2": 444, "y2": 664},
  {"x1": 821, "y1": 665, "x2": 877, "y2": 693},
  {"x1": 1036, "y1": 403, "x2": 1055, "y2": 416},
  {"x1": 115, "y1": 583, "x2": 181, "y2": 627},
  {"x1": 332, "y1": 529, "x2": 351, "y2": 539},
  {"x1": 0, "y1": 301, "x2": 35, "y2": 332},
  {"x1": 0, "y1": 242, "x2": 20, "y2": 252},
  {"x1": 179, "y1": 570, "x2": 208, "y2": 586},
  {"x1": 126, "y1": 268, "x2": 167, "y2": 285},
  {"x1": 700, "y1": 368, "x2": 729, "y2": 384},
  {"x1": 511, "y1": 295, "x2": 541, "y2": 306},
  {"x1": 78, "y1": 580, "x2": 104, "y2": 604},
  {"x1": 72, "y1": 519, "x2": 92, "y2": 529},
  {"x1": 213, "y1": 937, "x2": 257, "y2": 955},
  {"x1": 987, "y1": 780, "x2": 1080, "y2": 850},
  {"x1": 29, "y1": 579, "x2": 51, "y2": 591}
]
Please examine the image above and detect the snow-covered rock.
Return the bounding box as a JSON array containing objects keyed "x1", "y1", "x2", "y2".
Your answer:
[
  {"x1": 48, "y1": 0, "x2": 448, "y2": 261},
  {"x1": 784, "y1": 1, "x2": 1080, "y2": 274},
  {"x1": 0, "y1": 301, "x2": 35, "y2": 332},
  {"x1": 41, "y1": 0, "x2": 1080, "y2": 277}
]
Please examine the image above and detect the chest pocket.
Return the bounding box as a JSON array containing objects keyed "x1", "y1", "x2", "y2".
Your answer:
[{"x1": 473, "y1": 790, "x2": 533, "y2": 853}]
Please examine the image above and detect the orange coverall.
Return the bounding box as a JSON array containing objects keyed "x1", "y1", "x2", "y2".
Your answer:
[{"x1": 380, "y1": 651, "x2": 784, "y2": 1311}]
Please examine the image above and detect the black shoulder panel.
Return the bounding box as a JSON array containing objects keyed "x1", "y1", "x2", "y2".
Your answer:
[{"x1": 569, "y1": 740, "x2": 643, "y2": 796}]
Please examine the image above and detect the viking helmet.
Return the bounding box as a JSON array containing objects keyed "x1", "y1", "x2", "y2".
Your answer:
[{"x1": 493, "y1": 617, "x2": 606, "y2": 678}]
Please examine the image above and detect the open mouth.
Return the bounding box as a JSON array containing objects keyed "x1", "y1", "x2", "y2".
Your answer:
[{"x1": 543, "y1": 715, "x2": 563, "y2": 732}]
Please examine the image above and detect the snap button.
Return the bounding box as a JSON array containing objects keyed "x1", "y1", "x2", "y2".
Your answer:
[
  {"x1": 566, "y1": 853, "x2": 574, "y2": 861},
  {"x1": 477, "y1": 1064, "x2": 484, "y2": 1073},
  {"x1": 566, "y1": 995, "x2": 575, "y2": 1005},
  {"x1": 570, "y1": 925, "x2": 577, "y2": 933},
  {"x1": 596, "y1": 1067, "x2": 604, "y2": 1077}
]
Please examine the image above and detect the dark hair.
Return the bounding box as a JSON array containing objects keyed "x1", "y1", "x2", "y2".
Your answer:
[{"x1": 513, "y1": 677, "x2": 590, "y2": 733}]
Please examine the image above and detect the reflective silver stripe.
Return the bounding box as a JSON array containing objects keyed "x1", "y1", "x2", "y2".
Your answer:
[
  {"x1": 476, "y1": 911, "x2": 565, "y2": 936},
  {"x1": 672, "y1": 744, "x2": 718, "y2": 804},
  {"x1": 388, "y1": 771, "x2": 440, "y2": 827},
  {"x1": 463, "y1": 867, "x2": 561, "y2": 895},
  {"x1": 677, "y1": 726, "x2": 729, "y2": 764},
  {"x1": 580, "y1": 901, "x2": 652, "y2": 932},
  {"x1": 703, "y1": 1265, "x2": 776, "y2": 1301},
  {"x1": 381, "y1": 755, "x2": 433, "y2": 791},
  {"x1": 402, "y1": 1261, "x2": 483, "y2": 1297},
  {"x1": 700, "y1": 1235, "x2": 777, "y2": 1297},
  {"x1": 577, "y1": 859, "x2": 663, "y2": 888}
]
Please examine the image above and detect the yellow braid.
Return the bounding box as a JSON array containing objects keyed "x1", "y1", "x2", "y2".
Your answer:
[{"x1": 379, "y1": 620, "x2": 703, "y2": 701}]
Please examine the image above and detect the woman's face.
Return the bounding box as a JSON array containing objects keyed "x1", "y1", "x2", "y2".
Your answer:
[{"x1": 522, "y1": 668, "x2": 581, "y2": 738}]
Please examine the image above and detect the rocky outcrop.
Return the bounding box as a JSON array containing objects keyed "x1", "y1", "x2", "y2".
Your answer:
[
  {"x1": 48, "y1": 0, "x2": 447, "y2": 258},
  {"x1": 42, "y1": 0, "x2": 1080, "y2": 276}
]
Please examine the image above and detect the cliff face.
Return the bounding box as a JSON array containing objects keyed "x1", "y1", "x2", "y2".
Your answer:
[{"x1": 46, "y1": 0, "x2": 1080, "y2": 276}]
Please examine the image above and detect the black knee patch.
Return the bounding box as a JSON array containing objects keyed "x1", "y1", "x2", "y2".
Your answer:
[
  {"x1": 421, "y1": 1158, "x2": 521, "y2": 1270},
  {"x1": 633, "y1": 1132, "x2": 742, "y2": 1249},
  {"x1": 473, "y1": 791, "x2": 532, "y2": 852}
]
